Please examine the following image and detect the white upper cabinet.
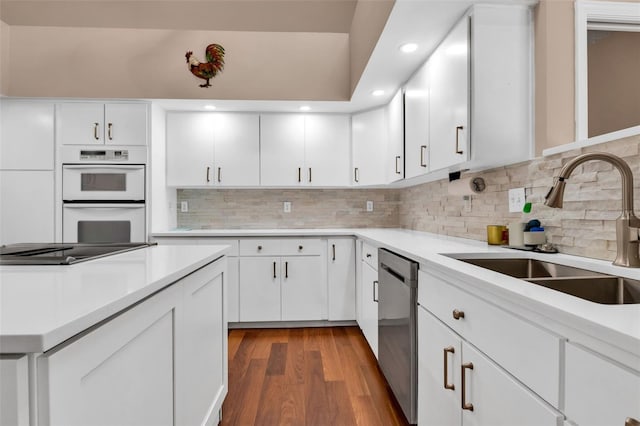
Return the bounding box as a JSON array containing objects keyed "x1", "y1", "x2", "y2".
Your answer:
[
  {"x1": 166, "y1": 112, "x2": 260, "y2": 187},
  {"x1": 0, "y1": 100, "x2": 55, "y2": 170},
  {"x1": 261, "y1": 113, "x2": 350, "y2": 187},
  {"x1": 58, "y1": 103, "x2": 148, "y2": 146},
  {"x1": 429, "y1": 16, "x2": 470, "y2": 172},
  {"x1": 404, "y1": 61, "x2": 430, "y2": 179},
  {"x1": 352, "y1": 107, "x2": 389, "y2": 186},
  {"x1": 386, "y1": 89, "x2": 405, "y2": 182}
]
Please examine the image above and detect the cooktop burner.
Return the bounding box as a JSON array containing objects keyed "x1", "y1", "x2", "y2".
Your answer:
[{"x1": 0, "y1": 242, "x2": 154, "y2": 265}]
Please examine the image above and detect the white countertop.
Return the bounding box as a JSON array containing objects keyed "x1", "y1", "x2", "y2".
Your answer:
[
  {"x1": 0, "y1": 244, "x2": 229, "y2": 353},
  {"x1": 153, "y1": 228, "x2": 640, "y2": 365}
]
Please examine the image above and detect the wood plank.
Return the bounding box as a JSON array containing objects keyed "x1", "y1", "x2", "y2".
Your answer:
[
  {"x1": 325, "y1": 380, "x2": 358, "y2": 425},
  {"x1": 227, "y1": 329, "x2": 245, "y2": 362},
  {"x1": 285, "y1": 328, "x2": 305, "y2": 385},
  {"x1": 279, "y1": 383, "x2": 305, "y2": 426},
  {"x1": 222, "y1": 358, "x2": 267, "y2": 426},
  {"x1": 255, "y1": 374, "x2": 285, "y2": 425},
  {"x1": 319, "y1": 328, "x2": 345, "y2": 381},
  {"x1": 266, "y1": 342, "x2": 287, "y2": 376},
  {"x1": 304, "y1": 350, "x2": 331, "y2": 426}
]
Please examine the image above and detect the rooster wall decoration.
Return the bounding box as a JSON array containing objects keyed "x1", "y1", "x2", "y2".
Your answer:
[{"x1": 185, "y1": 44, "x2": 225, "y2": 88}]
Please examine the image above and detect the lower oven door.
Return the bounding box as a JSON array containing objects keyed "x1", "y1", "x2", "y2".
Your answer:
[{"x1": 63, "y1": 204, "x2": 146, "y2": 243}]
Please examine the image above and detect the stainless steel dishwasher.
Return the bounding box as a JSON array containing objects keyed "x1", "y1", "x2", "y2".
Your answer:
[{"x1": 378, "y1": 248, "x2": 418, "y2": 425}]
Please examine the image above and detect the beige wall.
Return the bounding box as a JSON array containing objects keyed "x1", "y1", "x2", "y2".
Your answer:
[
  {"x1": 588, "y1": 31, "x2": 640, "y2": 137},
  {"x1": 3, "y1": 26, "x2": 350, "y2": 100},
  {"x1": 534, "y1": 0, "x2": 575, "y2": 155}
]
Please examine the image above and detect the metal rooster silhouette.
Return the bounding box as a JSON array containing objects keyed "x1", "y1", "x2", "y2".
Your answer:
[{"x1": 185, "y1": 44, "x2": 225, "y2": 88}]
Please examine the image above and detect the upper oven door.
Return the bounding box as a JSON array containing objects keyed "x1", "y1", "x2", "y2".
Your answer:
[{"x1": 63, "y1": 165, "x2": 145, "y2": 201}]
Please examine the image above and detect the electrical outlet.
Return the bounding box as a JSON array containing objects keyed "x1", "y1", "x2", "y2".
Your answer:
[
  {"x1": 463, "y1": 195, "x2": 472, "y2": 213},
  {"x1": 180, "y1": 201, "x2": 188, "y2": 213},
  {"x1": 366, "y1": 201, "x2": 374, "y2": 212},
  {"x1": 508, "y1": 188, "x2": 526, "y2": 213},
  {"x1": 283, "y1": 201, "x2": 291, "y2": 213}
]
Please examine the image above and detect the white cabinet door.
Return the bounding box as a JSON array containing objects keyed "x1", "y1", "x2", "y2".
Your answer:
[
  {"x1": 213, "y1": 113, "x2": 260, "y2": 186},
  {"x1": 104, "y1": 103, "x2": 148, "y2": 146},
  {"x1": 0, "y1": 171, "x2": 54, "y2": 244},
  {"x1": 352, "y1": 107, "x2": 388, "y2": 186},
  {"x1": 387, "y1": 89, "x2": 404, "y2": 182},
  {"x1": 58, "y1": 103, "x2": 105, "y2": 145},
  {"x1": 281, "y1": 256, "x2": 326, "y2": 321},
  {"x1": 0, "y1": 355, "x2": 29, "y2": 426},
  {"x1": 429, "y1": 17, "x2": 469, "y2": 172},
  {"x1": 461, "y1": 341, "x2": 562, "y2": 426},
  {"x1": 564, "y1": 343, "x2": 640, "y2": 426},
  {"x1": 418, "y1": 307, "x2": 461, "y2": 426},
  {"x1": 405, "y1": 61, "x2": 431, "y2": 179},
  {"x1": 239, "y1": 257, "x2": 281, "y2": 321},
  {"x1": 0, "y1": 100, "x2": 54, "y2": 170},
  {"x1": 176, "y1": 265, "x2": 226, "y2": 426},
  {"x1": 327, "y1": 238, "x2": 356, "y2": 321},
  {"x1": 360, "y1": 261, "x2": 378, "y2": 357},
  {"x1": 38, "y1": 284, "x2": 179, "y2": 426},
  {"x1": 226, "y1": 257, "x2": 240, "y2": 322},
  {"x1": 260, "y1": 114, "x2": 305, "y2": 186},
  {"x1": 304, "y1": 114, "x2": 351, "y2": 186},
  {"x1": 166, "y1": 112, "x2": 215, "y2": 186}
]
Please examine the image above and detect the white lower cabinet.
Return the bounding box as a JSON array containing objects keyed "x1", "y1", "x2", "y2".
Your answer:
[
  {"x1": 0, "y1": 355, "x2": 29, "y2": 426},
  {"x1": 418, "y1": 307, "x2": 563, "y2": 426},
  {"x1": 239, "y1": 255, "x2": 325, "y2": 322},
  {"x1": 36, "y1": 258, "x2": 227, "y2": 426},
  {"x1": 564, "y1": 343, "x2": 640, "y2": 426},
  {"x1": 327, "y1": 238, "x2": 356, "y2": 321},
  {"x1": 360, "y1": 261, "x2": 378, "y2": 358}
]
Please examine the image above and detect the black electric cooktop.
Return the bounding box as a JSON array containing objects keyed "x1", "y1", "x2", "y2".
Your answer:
[{"x1": 0, "y1": 243, "x2": 154, "y2": 265}]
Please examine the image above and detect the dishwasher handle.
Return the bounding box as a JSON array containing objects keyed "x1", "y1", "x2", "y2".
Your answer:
[{"x1": 380, "y1": 263, "x2": 406, "y2": 283}]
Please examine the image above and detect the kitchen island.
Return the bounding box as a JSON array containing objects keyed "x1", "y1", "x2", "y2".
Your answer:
[{"x1": 0, "y1": 244, "x2": 229, "y2": 426}]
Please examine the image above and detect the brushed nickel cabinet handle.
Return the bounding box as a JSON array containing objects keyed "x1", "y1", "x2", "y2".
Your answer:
[
  {"x1": 455, "y1": 125, "x2": 464, "y2": 155},
  {"x1": 354, "y1": 167, "x2": 359, "y2": 183},
  {"x1": 332, "y1": 244, "x2": 336, "y2": 261},
  {"x1": 395, "y1": 156, "x2": 401, "y2": 174},
  {"x1": 443, "y1": 346, "x2": 455, "y2": 390},
  {"x1": 217, "y1": 167, "x2": 221, "y2": 182},
  {"x1": 206, "y1": 166, "x2": 210, "y2": 183},
  {"x1": 107, "y1": 122, "x2": 113, "y2": 140},
  {"x1": 298, "y1": 167, "x2": 302, "y2": 182},
  {"x1": 93, "y1": 123, "x2": 100, "y2": 140},
  {"x1": 453, "y1": 309, "x2": 465, "y2": 320},
  {"x1": 373, "y1": 280, "x2": 378, "y2": 302},
  {"x1": 309, "y1": 167, "x2": 312, "y2": 183},
  {"x1": 420, "y1": 145, "x2": 427, "y2": 167},
  {"x1": 461, "y1": 362, "x2": 474, "y2": 411},
  {"x1": 273, "y1": 261, "x2": 276, "y2": 279},
  {"x1": 285, "y1": 261, "x2": 289, "y2": 278},
  {"x1": 626, "y1": 418, "x2": 640, "y2": 426}
]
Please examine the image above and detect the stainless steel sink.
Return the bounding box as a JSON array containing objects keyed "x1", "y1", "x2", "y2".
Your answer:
[{"x1": 456, "y1": 258, "x2": 640, "y2": 305}]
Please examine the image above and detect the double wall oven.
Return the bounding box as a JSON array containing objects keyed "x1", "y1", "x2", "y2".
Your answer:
[{"x1": 62, "y1": 147, "x2": 147, "y2": 243}]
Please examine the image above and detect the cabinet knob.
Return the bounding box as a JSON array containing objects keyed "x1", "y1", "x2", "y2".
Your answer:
[
  {"x1": 298, "y1": 245, "x2": 303, "y2": 251},
  {"x1": 366, "y1": 253, "x2": 372, "y2": 258},
  {"x1": 257, "y1": 245, "x2": 262, "y2": 251},
  {"x1": 452, "y1": 309, "x2": 465, "y2": 320}
]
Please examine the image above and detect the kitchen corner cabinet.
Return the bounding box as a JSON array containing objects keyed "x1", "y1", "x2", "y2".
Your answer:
[
  {"x1": 564, "y1": 343, "x2": 640, "y2": 426},
  {"x1": 238, "y1": 238, "x2": 327, "y2": 322},
  {"x1": 57, "y1": 102, "x2": 148, "y2": 146},
  {"x1": 36, "y1": 258, "x2": 227, "y2": 426},
  {"x1": 404, "y1": 61, "x2": 431, "y2": 179},
  {"x1": 352, "y1": 108, "x2": 389, "y2": 186},
  {"x1": 327, "y1": 238, "x2": 356, "y2": 321},
  {"x1": 0, "y1": 355, "x2": 29, "y2": 425},
  {"x1": 386, "y1": 89, "x2": 405, "y2": 182},
  {"x1": 166, "y1": 112, "x2": 260, "y2": 187},
  {"x1": 357, "y1": 241, "x2": 379, "y2": 357},
  {"x1": 260, "y1": 114, "x2": 351, "y2": 187},
  {"x1": 418, "y1": 307, "x2": 563, "y2": 426}
]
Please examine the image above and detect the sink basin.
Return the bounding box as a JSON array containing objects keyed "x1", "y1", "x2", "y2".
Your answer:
[
  {"x1": 456, "y1": 257, "x2": 640, "y2": 305},
  {"x1": 458, "y1": 258, "x2": 609, "y2": 279}
]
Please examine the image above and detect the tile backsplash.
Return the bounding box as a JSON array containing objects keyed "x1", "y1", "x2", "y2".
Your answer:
[{"x1": 177, "y1": 134, "x2": 639, "y2": 262}]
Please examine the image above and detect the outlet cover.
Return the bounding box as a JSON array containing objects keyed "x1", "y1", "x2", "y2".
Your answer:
[
  {"x1": 366, "y1": 201, "x2": 374, "y2": 212},
  {"x1": 180, "y1": 201, "x2": 188, "y2": 213},
  {"x1": 283, "y1": 201, "x2": 291, "y2": 213},
  {"x1": 508, "y1": 188, "x2": 526, "y2": 213}
]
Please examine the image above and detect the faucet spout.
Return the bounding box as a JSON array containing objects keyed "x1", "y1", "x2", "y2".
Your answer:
[{"x1": 544, "y1": 152, "x2": 640, "y2": 267}]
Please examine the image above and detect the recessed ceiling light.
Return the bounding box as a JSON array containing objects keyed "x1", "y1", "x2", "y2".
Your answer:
[
  {"x1": 372, "y1": 90, "x2": 385, "y2": 97},
  {"x1": 204, "y1": 105, "x2": 216, "y2": 110},
  {"x1": 400, "y1": 43, "x2": 418, "y2": 53},
  {"x1": 299, "y1": 106, "x2": 311, "y2": 112}
]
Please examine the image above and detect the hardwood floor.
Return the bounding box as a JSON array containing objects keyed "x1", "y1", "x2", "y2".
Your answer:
[{"x1": 222, "y1": 327, "x2": 410, "y2": 426}]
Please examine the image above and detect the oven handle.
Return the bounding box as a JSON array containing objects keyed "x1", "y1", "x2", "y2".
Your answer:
[
  {"x1": 62, "y1": 165, "x2": 144, "y2": 171},
  {"x1": 63, "y1": 204, "x2": 145, "y2": 209}
]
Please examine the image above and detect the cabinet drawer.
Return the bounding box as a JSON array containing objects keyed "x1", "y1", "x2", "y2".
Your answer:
[
  {"x1": 239, "y1": 239, "x2": 281, "y2": 256},
  {"x1": 154, "y1": 238, "x2": 239, "y2": 256},
  {"x1": 362, "y1": 241, "x2": 378, "y2": 270},
  {"x1": 279, "y1": 238, "x2": 322, "y2": 256},
  {"x1": 239, "y1": 238, "x2": 322, "y2": 256},
  {"x1": 420, "y1": 269, "x2": 561, "y2": 408}
]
